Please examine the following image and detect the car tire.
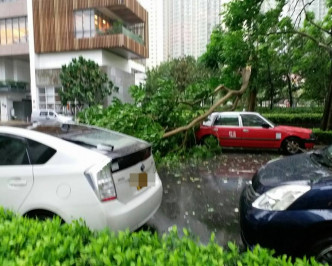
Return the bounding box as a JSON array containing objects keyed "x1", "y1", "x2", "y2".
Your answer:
[
  {"x1": 311, "y1": 238, "x2": 332, "y2": 265},
  {"x1": 200, "y1": 135, "x2": 219, "y2": 147},
  {"x1": 282, "y1": 137, "x2": 303, "y2": 155}
]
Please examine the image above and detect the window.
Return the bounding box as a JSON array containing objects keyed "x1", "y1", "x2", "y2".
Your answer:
[
  {"x1": 74, "y1": 9, "x2": 95, "y2": 38},
  {"x1": 0, "y1": 16, "x2": 27, "y2": 46},
  {"x1": 26, "y1": 139, "x2": 56, "y2": 164},
  {"x1": 241, "y1": 114, "x2": 266, "y2": 127},
  {"x1": 0, "y1": 135, "x2": 29, "y2": 165},
  {"x1": 38, "y1": 87, "x2": 62, "y2": 111},
  {"x1": 214, "y1": 116, "x2": 239, "y2": 126}
]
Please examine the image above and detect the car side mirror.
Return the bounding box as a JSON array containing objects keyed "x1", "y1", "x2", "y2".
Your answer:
[{"x1": 262, "y1": 123, "x2": 270, "y2": 128}]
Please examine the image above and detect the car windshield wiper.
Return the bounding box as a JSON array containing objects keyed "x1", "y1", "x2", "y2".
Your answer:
[
  {"x1": 62, "y1": 138, "x2": 114, "y2": 151},
  {"x1": 311, "y1": 152, "x2": 332, "y2": 168}
]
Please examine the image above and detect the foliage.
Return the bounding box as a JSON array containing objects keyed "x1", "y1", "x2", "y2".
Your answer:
[
  {"x1": 313, "y1": 128, "x2": 332, "y2": 144},
  {"x1": 263, "y1": 113, "x2": 322, "y2": 127},
  {"x1": 0, "y1": 208, "x2": 324, "y2": 265},
  {"x1": 59, "y1": 56, "x2": 114, "y2": 109},
  {"x1": 257, "y1": 107, "x2": 324, "y2": 114},
  {"x1": 79, "y1": 57, "x2": 222, "y2": 162}
]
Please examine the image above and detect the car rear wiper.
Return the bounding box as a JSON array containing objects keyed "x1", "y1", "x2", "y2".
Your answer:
[{"x1": 62, "y1": 138, "x2": 114, "y2": 151}]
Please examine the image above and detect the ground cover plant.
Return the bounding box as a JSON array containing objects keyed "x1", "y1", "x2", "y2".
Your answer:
[{"x1": 0, "y1": 208, "x2": 325, "y2": 265}]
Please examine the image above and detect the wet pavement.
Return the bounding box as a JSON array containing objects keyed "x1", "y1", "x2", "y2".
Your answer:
[{"x1": 146, "y1": 149, "x2": 282, "y2": 248}]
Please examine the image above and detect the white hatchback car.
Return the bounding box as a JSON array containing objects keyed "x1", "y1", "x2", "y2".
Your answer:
[{"x1": 0, "y1": 123, "x2": 162, "y2": 232}]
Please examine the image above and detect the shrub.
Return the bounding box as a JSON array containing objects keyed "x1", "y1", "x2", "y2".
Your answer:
[
  {"x1": 313, "y1": 129, "x2": 332, "y2": 144},
  {"x1": 0, "y1": 208, "x2": 324, "y2": 265},
  {"x1": 263, "y1": 113, "x2": 322, "y2": 128}
]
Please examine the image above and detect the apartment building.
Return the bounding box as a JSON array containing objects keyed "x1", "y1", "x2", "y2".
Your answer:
[
  {"x1": 163, "y1": 0, "x2": 223, "y2": 60},
  {"x1": 0, "y1": 0, "x2": 148, "y2": 121}
]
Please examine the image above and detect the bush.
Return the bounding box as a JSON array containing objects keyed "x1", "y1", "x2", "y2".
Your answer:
[
  {"x1": 0, "y1": 208, "x2": 324, "y2": 265},
  {"x1": 313, "y1": 129, "x2": 332, "y2": 144},
  {"x1": 257, "y1": 107, "x2": 324, "y2": 114},
  {"x1": 263, "y1": 113, "x2": 322, "y2": 128}
]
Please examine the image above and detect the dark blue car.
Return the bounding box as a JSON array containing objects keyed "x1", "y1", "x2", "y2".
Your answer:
[{"x1": 240, "y1": 145, "x2": 332, "y2": 264}]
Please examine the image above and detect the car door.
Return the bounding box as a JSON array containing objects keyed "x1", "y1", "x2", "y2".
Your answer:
[
  {"x1": 0, "y1": 134, "x2": 34, "y2": 211},
  {"x1": 39, "y1": 111, "x2": 48, "y2": 122},
  {"x1": 48, "y1": 111, "x2": 57, "y2": 122},
  {"x1": 240, "y1": 114, "x2": 278, "y2": 148},
  {"x1": 212, "y1": 114, "x2": 243, "y2": 147}
]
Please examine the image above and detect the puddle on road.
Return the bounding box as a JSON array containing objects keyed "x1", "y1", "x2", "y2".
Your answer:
[{"x1": 145, "y1": 151, "x2": 279, "y2": 247}]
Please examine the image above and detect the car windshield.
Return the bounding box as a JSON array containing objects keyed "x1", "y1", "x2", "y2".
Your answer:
[{"x1": 311, "y1": 145, "x2": 332, "y2": 168}]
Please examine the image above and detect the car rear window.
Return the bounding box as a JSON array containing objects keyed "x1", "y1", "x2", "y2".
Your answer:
[{"x1": 26, "y1": 139, "x2": 56, "y2": 164}]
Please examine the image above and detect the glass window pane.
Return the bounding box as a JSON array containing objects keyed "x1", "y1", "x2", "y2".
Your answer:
[
  {"x1": 39, "y1": 87, "x2": 45, "y2": 94},
  {"x1": 0, "y1": 135, "x2": 29, "y2": 165},
  {"x1": 83, "y1": 10, "x2": 91, "y2": 38},
  {"x1": 12, "y1": 18, "x2": 19, "y2": 43},
  {"x1": 0, "y1": 20, "x2": 6, "y2": 45},
  {"x1": 46, "y1": 87, "x2": 54, "y2": 95},
  {"x1": 6, "y1": 19, "x2": 12, "y2": 45},
  {"x1": 19, "y1": 17, "x2": 27, "y2": 43},
  {"x1": 75, "y1": 10, "x2": 83, "y2": 38},
  {"x1": 241, "y1": 115, "x2": 265, "y2": 127},
  {"x1": 27, "y1": 139, "x2": 56, "y2": 165},
  {"x1": 39, "y1": 95, "x2": 46, "y2": 102}
]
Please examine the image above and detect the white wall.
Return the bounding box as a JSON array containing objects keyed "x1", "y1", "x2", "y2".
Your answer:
[{"x1": 35, "y1": 50, "x2": 145, "y2": 74}]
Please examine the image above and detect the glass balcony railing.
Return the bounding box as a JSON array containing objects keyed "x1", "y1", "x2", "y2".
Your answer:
[
  {"x1": 0, "y1": 81, "x2": 29, "y2": 92},
  {"x1": 97, "y1": 26, "x2": 144, "y2": 45}
]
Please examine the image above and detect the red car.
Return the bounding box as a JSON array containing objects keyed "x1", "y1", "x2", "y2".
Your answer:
[{"x1": 196, "y1": 112, "x2": 315, "y2": 154}]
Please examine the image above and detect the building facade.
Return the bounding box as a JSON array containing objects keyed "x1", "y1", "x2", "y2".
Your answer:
[
  {"x1": 0, "y1": 0, "x2": 148, "y2": 121},
  {"x1": 137, "y1": 0, "x2": 163, "y2": 69},
  {"x1": 163, "y1": 0, "x2": 223, "y2": 61}
]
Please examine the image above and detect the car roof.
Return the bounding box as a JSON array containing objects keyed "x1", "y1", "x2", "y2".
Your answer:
[
  {"x1": 0, "y1": 125, "x2": 108, "y2": 164},
  {"x1": 211, "y1": 111, "x2": 260, "y2": 116}
]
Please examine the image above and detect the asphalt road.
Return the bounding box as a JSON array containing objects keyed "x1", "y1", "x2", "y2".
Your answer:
[{"x1": 145, "y1": 149, "x2": 284, "y2": 247}]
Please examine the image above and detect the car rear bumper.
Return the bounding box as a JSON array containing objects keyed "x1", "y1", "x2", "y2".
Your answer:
[
  {"x1": 304, "y1": 138, "x2": 316, "y2": 149},
  {"x1": 101, "y1": 172, "x2": 163, "y2": 232}
]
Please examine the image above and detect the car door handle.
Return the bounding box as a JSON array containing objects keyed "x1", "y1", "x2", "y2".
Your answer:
[
  {"x1": 243, "y1": 129, "x2": 249, "y2": 133},
  {"x1": 8, "y1": 178, "x2": 27, "y2": 187}
]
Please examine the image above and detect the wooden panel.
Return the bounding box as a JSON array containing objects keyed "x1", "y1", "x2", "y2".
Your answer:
[{"x1": 33, "y1": 0, "x2": 148, "y2": 58}]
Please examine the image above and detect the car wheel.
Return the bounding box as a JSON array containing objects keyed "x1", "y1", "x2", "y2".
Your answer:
[
  {"x1": 312, "y1": 239, "x2": 332, "y2": 265},
  {"x1": 282, "y1": 137, "x2": 302, "y2": 155},
  {"x1": 200, "y1": 135, "x2": 219, "y2": 147}
]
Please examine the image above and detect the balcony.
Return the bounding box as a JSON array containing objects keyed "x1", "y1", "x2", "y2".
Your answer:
[
  {"x1": 97, "y1": 25, "x2": 144, "y2": 45},
  {"x1": 0, "y1": 80, "x2": 29, "y2": 93},
  {"x1": 33, "y1": 0, "x2": 149, "y2": 59}
]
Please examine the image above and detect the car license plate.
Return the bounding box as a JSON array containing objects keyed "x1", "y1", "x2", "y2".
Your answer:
[{"x1": 130, "y1": 173, "x2": 148, "y2": 190}]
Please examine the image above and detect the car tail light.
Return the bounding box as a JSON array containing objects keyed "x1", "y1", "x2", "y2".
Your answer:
[{"x1": 85, "y1": 161, "x2": 117, "y2": 202}]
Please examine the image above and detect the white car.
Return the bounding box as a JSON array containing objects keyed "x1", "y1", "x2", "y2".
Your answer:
[
  {"x1": 31, "y1": 110, "x2": 73, "y2": 124},
  {"x1": 0, "y1": 123, "x2": 162, "y2": 231}
]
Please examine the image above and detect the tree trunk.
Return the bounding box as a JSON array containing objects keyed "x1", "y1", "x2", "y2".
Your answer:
[
  {"x1": 286, "y1": 74, "x2": 293, "y2": 107},
  {"x1": 321, "y1": 54, "x2": 332, "y2": 130},
  {"x1": 267, "y1": 58, "x2": 274, "y2": 110},
  {"x1": 247, "y1": 88, "x2": 257, "y2": 111}
]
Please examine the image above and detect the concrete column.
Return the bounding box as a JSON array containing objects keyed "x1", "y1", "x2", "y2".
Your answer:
[{"x1": 27, "y1": 0, "x2": 38, "y2": 111}]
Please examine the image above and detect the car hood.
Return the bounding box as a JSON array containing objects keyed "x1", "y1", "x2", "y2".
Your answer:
[
  {"x1": 274, "y1": 125, "x2": 312, "y2": 134},
  {"x1": 252, "y1": 152, "x2": 332, "y2": 194}
]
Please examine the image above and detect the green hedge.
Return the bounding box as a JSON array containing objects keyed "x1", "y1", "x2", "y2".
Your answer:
[
  {"x1": 0, "y1": 208, "x2": 324, "y2": 265},
  {"x1": 263, "y1": 113, "x2": 322, "y2": 128},
  {"x1": 313, "y1": 129, "x2": 332, "y2": 145},
  {"x1": 257, "y1": 107, "x2": 324, "y2": 114}
]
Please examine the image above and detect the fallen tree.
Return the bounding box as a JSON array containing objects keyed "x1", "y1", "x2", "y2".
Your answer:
[{"x1": 163, "y1": 66, "x2": 252, "y2": 138}]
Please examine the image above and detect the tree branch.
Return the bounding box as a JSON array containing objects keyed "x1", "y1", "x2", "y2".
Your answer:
[
  {"x1": 267, "y1": 31, "x2": 332, "y2": 52},
  {"x1": 162, "y1": 66, "x2": 252, "y2": 138},
  {"x1": 305, "y1": 14, "x2": 331, "y2": 35},
  {"x1": 178, "y1": 84, "x2": 229, "y2": 106}
]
